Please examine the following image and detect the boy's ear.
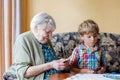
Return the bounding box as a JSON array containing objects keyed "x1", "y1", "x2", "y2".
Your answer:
[{"x1": 80, "y1": 35, "x2": 84, "y2": 40}]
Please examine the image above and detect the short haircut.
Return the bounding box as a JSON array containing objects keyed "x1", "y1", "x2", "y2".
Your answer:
[
  {"x1": 78, "y1": 19, "x2": 99, "y2": 36},
  {"x1": 30, "y1": 12, "x2": 56, "y2": 33}
]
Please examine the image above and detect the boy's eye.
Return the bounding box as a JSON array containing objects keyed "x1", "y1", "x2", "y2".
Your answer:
[
  {"x1": 88, "y1": 35, "x2": 97, "y2": 38},
  {"x1": 88, "y1": 36, "x2": 91, "y2": 38}
]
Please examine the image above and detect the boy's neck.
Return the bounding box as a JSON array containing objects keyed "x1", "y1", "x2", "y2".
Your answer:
[{"x1": 83, "y1": 43, "x2": 95, "y2": 51}]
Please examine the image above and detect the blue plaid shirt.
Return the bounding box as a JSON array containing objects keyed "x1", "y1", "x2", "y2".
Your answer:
[{"x1": 70, "y1": 43, "x2": 106, "y2": 70}]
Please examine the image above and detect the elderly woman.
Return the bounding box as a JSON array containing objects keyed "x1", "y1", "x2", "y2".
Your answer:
[{"x1": 4, "y1": 12, "x2": 69, "y2": 80}]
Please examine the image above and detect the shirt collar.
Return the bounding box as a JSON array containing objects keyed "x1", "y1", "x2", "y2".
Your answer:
[
  {"x1": 80, "y1": 42, "x2": 99, "y2": 52},
  {"x1": 35, "y1": 38, "x2": 48, "y2": 46}
]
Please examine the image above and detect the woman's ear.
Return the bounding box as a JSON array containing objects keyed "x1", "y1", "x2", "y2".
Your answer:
[{"x1": 34, "y1": 27, "x2": 42, "y2": 37}]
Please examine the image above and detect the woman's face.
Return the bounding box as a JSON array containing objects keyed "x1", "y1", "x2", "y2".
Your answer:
[{"x1": 37, "y1": 26, "x2": 53, "y2": 44}]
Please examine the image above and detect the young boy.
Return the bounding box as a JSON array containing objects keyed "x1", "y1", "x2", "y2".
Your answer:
[{"x1": 69, "y1": 19, "x2": 106, "y2": 74}]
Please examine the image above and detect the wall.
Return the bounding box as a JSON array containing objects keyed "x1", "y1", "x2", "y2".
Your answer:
[{"x1": 27, "y1": 0, "x2": 120, "y2": 34}]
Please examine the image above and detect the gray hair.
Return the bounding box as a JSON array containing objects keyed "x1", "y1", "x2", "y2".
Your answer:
[{"x1": 30, "y1": 12, "x2": 56, "y2": 33}]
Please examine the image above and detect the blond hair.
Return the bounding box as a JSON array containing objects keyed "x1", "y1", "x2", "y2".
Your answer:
[{"x1": 78, "y1": 19, "x2": 99, "y2": 36}]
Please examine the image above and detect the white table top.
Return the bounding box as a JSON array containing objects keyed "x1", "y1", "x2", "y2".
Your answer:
[{"x1": 65, "y1": 74, "x2": 120, "y2": 80}]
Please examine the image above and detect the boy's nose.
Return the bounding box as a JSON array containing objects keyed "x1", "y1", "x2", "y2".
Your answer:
[{"x1": 91, "y1": 36, "x2": 95, "y2": 40}]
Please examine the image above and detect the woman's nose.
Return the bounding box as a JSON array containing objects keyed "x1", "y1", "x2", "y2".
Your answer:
[{"x1": 48, "y1": 32, "x2": 52, "y2": 38}]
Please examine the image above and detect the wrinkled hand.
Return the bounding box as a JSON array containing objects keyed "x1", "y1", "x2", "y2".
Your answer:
[{"x1": 51, "y1": 58, "x2": 69, "y2": 71}]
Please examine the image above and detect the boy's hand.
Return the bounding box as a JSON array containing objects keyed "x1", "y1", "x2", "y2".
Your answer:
[
  {"x1": 94, "y1": 67, "x2": 101, "y2": 73},
  {"x1": 87, "y1": 69, "x2": 95, "y2": 74}
]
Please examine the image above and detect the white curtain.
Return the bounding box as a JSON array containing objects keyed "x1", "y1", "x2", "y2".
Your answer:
[
  {"x1": 4, "y1": 0, "x2": 21, "y2": 71},
  {"x1": 12, "y1": 0, "x2": 21, "y2": 45},
  {"x1": 12, "y1": 0, "x2": 21, "y2": 63},
  {"x1": 4, "y1": 0, "x2": 11, "y2": 71}
]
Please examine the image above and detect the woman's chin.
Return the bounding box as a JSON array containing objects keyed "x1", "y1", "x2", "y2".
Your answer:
[{"x1": 42, "y1": 39, "x2": 49, "y2": 44}]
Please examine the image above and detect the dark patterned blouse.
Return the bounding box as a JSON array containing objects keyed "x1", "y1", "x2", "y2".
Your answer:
[{"x1": 36, "y1": 39, "x2": 59, "y2": 80}]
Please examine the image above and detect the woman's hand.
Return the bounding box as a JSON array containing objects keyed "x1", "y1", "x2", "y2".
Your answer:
[{"x1": 51, "y1": 59, "x2": 69, "y2": 71}]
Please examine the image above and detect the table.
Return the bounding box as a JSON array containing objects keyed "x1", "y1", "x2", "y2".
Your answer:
[
  {"x1": 48, "y1": 73, "x2": 120, "y2": 80},
  {"x1": 48, "y1": 73, "x2": 72, "y2": 80}
]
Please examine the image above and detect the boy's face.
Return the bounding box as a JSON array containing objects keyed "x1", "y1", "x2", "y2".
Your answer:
[{"x1": 80, "y1": 33, "x2": 98, "y2": 47}]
